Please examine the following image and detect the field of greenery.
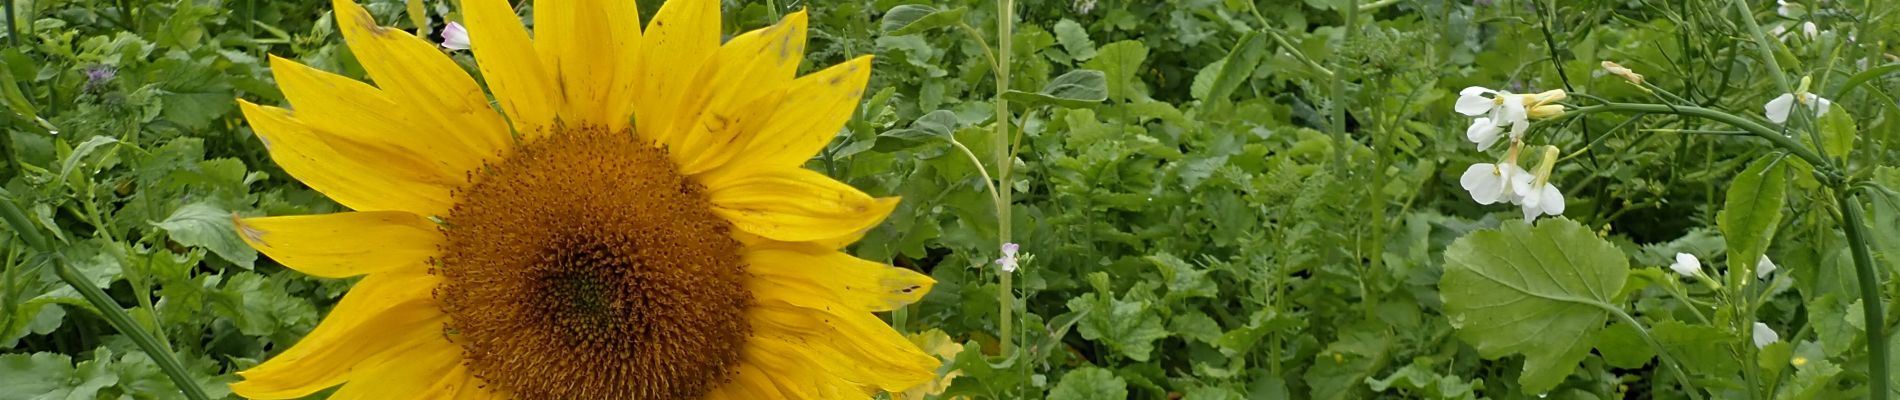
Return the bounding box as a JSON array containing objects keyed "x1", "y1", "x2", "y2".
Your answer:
[{"x1": 2, "y1": 0, "x2": 1899, "y2": 398}]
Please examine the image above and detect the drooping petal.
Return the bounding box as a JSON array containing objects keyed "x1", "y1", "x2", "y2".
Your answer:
[
  {"x1": 1539, "y1": 184, "x2": 1565, "y2": 216},
  {"x1": 1466, "y1": 117, "x2": 1502, "y2": 151},
  {"x1": 268, "y1": 56, "x2": 489, "y2": 184},
  {"x1": 234, "y1": 211, "x2": 442, "y2": 278},
  {"x1": 747, "y1": 301, "x2": 939, "y2": 392},
  {"x1": 237, "y1": 101, "x2": 458, "y2": 216},
  {"x1": 745, "y1": 247, "x2": 934, "y2": 312},
  {"x1": 324, "y1": 336, "x2": 467, "y2": 400},
  {"x1": 332, "y1": 0, "x2": 512, "y2": 158},
  {"x1": 711, "y1": 56, "x2": 875, "y2": 175},
  {"x1": 1460, "y1": 163, "x2": 1505, "y2": 205},
  {"x1": 633, "y1": 0, "x2": 720, "y2": 142},
  {"x1": 1765, "y1": 93, "x2": 1796, "y2": 123},
  {"x1": 664, "y1": 11, "x2": 810, "y2": 174},
  {"x1": 464, "y1": 0, "x2": 559, "y2": 134},
  {"x1": 230, "y1": 270, "x2": 446, "y2": 399},
  {"x1": 705, "y1": 167, "x2": 899, "y2": 243},
  {"x1": 534, "y1": 0, "x2": 634, "y2": 126},
  {"x1": 1810, "y1": 95, "x2": 1832, "y2": 117}
]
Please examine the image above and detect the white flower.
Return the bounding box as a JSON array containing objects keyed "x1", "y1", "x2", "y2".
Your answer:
[
  {"x1": 996, "y1": 242, "x2": 1020, "y2": 273},
  {"x1": 1460, "y1": 162, "x2": 1530, "y2": 205},
  {"x1": 1669, "y1": 253, "x2": 1702, "y2": 278},
  {"x1": 1777, "y1": 0, "x2": 1806, "y2": 18},
  {"x1": 1456, "y1": 87, "x2": 1529, "y2": 141},
  {"x1": 1515, "y1": 145, "x2": 1564, "y2": 221},
  {"x1": 1764, "y1": 92, "x2": 1831, "y2": 124},
  {"x1": 1753, "y1": 322, "x2": 1781, "y2": 349},
  {"x1": 1466, "y1": 117, "x2": 1505, "y2": 151},
  {"x1": 1757, "y1": 255, "x2": 1778, "y2": 278},
  {"x1": 1518, "y1": 179, "x2": 1564, "y2": 221},
  {"x1": 441, "y1": 21, "x2": 471, "y2": 50}
]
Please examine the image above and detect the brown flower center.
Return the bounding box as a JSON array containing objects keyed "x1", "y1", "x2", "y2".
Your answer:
[{"x1": 434, "y1": 126, "x2": 750, "y2": 399}]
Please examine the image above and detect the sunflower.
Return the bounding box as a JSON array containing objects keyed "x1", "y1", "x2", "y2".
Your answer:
[{"x1": 226, "y1": 0, "x2": 940, "y2": 398}]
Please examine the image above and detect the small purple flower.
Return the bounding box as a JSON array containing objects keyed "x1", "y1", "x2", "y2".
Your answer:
[
  {"x1": 441, "y1": 22, "x2": 471, "y2": 50},
  {"x1": 995, "y1": 242, "x2": 1020, "y2": 273},
  {"x1": 85, "y1": 65, "x2": 117, "y2": 82}
]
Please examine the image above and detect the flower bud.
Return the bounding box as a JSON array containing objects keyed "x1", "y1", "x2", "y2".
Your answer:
[{"x1": 1600, "y1": 61, "x2": 1644, "y2": 85}]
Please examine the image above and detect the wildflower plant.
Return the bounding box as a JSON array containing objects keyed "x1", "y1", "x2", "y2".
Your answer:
[{"x1": 0, "y1": 0, "x2": 1895, "y2": 399}]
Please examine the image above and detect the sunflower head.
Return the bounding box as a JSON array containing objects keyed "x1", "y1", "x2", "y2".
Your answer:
[{"x1": 226, "y1": 0, "x2": 939, "y2": 398}]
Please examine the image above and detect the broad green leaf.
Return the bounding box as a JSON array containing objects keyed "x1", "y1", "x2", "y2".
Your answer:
[
  {"x1": 875, "y1": 109, "x2": 960, "y2": 151},
  {"x1": 0, "y1": 352, "x2": 119, "y2": 400},
  {"x1": 1815, "y1": 107, "x2": 1855, "y2": 159},
  {"x1": 1145, "y1": 252, "x2": 1216, "y2": 299},
  {"x1": 1718, "y1": 154, "x2": 1788, "y2": 282},
  {"x1": 1304, "y1": 325, "x2": 1389, "y2": 400},
  {"x1": 154, "y1": 202, "x2": 257, "y2": 268},
  {"x1": 1439, "y1": 218, "x2": 1628, "y2": 394},
  {"x1": 1083, "y1": 40, "x2": 1149, "y2": 102},
  {"x1": 1048, "y1": 366, "x2": 1127, "y2": 400},
  {"x1": 1053, "y1": 19, "x2": 1096, "y2": 62},
  {"x1": 1367, "y1": 361, "x2": 1482, "y2": 400},
  {"x1": 1592, "y1": 321, "x2": 1655, "y2": 369},
  {"x1": 880, "y1": 5, "x2": 969, "y2": 36},
  {"x1": 1068, "y1": 291, "x2": 1169, "y2": 362},
  {"x1": 1002, "y1": 69, "x2": 1108, "y2": 108},
  {"x1": 1198, "y1": 32, "x2": 1267, "y2": 104}
]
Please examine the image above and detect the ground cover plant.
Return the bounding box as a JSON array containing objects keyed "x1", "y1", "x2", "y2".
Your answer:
[{"x1": 1, "y1": 0, "x2": 1898, "y2": 398}]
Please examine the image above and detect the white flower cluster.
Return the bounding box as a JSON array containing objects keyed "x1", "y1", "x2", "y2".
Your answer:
[{"x1": 1454, "y1": 87, "x2": 1569, "y2": 220}]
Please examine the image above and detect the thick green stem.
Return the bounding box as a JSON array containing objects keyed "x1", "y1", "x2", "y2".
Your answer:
[
  {"x1": 1557, "y1": 103, "x2": 1831, "y2": 180},
  {"x1": 1838, "y1": 194, "x2": 1891, "y2": 399},
  {"x1": 0, "y1": 195, "x2": 209, "y2": 400},
  {"x1": 993, "y1": 0, "x2": 1015, "y2": 356}
]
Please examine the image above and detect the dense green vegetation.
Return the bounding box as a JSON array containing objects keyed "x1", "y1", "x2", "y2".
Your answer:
[{"x1": 1, "y1": 0, "x2": 1897, "y2": 398}]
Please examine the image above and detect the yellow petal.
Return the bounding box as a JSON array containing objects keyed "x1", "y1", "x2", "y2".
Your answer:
[
  {"x1": 665, "y1": 11, "x2": 808, "y2": 174},
  {"x1": 234, "y1": 211, "x2": 441, "y2": 279},
  {"x1": 533, "y1": 0, "x2": 633, "y2": 126},
  {"x1": 332, "y1": 0, "x2": 511, "y2": 156},
  {"x1": 464, "y1": 0, "x2": 559, "y2": 135},
  {"x1": 714, "y1": 56, "x2": 874, "y2": 174},
  {"x1": 705, "y1": 167, "x2": 899, "y2": 242},
  {"x1": 705, "y1": 364, "x2": 791, "y2": 400},
  {"x1": 325, "y1": 337, "x2": 467, "y2": 400},
  {"x1": 268, "y1": 56, "x2": 490, "y2": 178},
  {"x1": 749, "y1": 301, "x2": 938, "y2": 392},
  {"x1": 237, "y1": 101, "x2": 457, "y2": 216},
  {"x1": 230, "y1": 270, "x2": 445, "y2": 399},
  {"x1": 632, "y1": 0, "x2": 719, "y2": 142},
  {"x1": 746, "y1": 247, "x2": 933, "y2": 312}
]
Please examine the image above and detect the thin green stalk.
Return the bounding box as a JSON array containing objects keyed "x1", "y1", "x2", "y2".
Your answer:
[
  {"x1": 0, "y1": 195, "x2": 209, "y2": 400},
  {"x1": 1837, "y1": 195, "x2": 1890, "y2": 399},
  {"x1": 993, "y1": 0, "x2": 1016, "y2": 356},
  {"x1": 1327, "y1": 0, "x2": 1356, "y2": 174}
]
